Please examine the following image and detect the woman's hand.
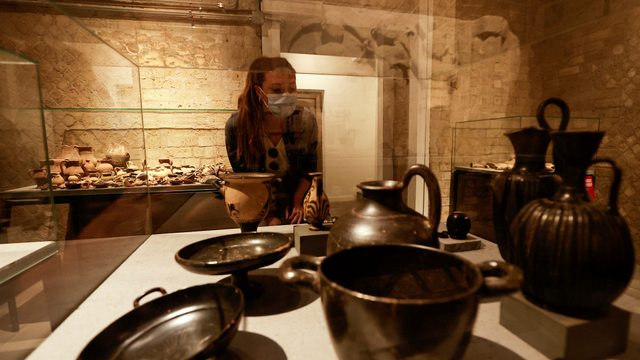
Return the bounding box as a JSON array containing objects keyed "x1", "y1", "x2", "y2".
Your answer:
[{"x1": 286, "y1": 204, "x2": 305, "y2": 224}]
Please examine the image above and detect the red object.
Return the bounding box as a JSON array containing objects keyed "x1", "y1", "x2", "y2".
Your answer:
[{"x1": 585, "y1": 175, "x2": 595, "y2": 199}]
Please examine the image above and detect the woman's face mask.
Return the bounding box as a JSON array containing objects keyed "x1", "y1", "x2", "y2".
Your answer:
[{"x1": 259, "y1": 87, "x2": 298, "y2": 118}]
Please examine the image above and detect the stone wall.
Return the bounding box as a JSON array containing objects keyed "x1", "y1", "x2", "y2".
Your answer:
[
  {"x1": 531, "y1": 2, "x2": 640, "y2": 262},
  {"x1": 0, "y1": 9, "x2": 261, "y2": 175}
]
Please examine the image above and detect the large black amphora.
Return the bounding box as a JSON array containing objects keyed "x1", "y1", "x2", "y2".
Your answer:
[
  {"x1": 492, "y1": 98, "x2": 568, "y2": 261},
  {"x1": 510, "y1": 131, "x2": 635, "y2": 317}
]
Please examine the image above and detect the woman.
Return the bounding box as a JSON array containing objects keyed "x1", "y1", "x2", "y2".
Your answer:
[{"x1": 225, "y1": 57, "x2": 319, "y2": 225}]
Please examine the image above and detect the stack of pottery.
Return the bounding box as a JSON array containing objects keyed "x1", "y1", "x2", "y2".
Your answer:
[
  {"x1": 97, "y1": 158, "x2": 115, "y2": 181},
  {"x1": 78, "y1": 146, "x2": 98, "y2": 176},
  {"x1": 508, "y1": 99, "x2": 635, "y2": 317},
  {"x1": 327, "y1": 164, "x2": 441, "y2": 255}
]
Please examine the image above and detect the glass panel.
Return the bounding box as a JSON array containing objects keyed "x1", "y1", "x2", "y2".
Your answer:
[{"x1": 0, "y1": 46, "x2": 59, "y2": 277}]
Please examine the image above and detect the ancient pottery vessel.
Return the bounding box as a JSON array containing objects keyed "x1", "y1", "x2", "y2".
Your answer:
[
  {"x1": 50, "y1": 172, "x2": 65, "y2": 186},
  {"x1": 303, "y1": 172, "x2": 330, "y2": 230},
  {"x1": 327, "y1": 164, "x2": 441, "y2": 256},
  {"x1": 97, "y1": 158, "x2": 114, "y2": 173},
  {"x1": 61, "y1": 159, "x2": 84, "y2": 180},
  {"x1": 446, "y1": 212, "x2": 471, "y2": 239},
  {"x1": 106, "y1": 142, "x2": 130, "y2": 168},
  {"x1": 100, "y1": 170, "x2": 115, "y2": 181},
  {"x1": 77, "y1": 146, "x2": 98, "y2": 168},
  {"x1": 491, "y1": 128, "x2": 559, "y2": 261},
  {"x1": 29, "y1": 168, "x2": 48, "y2": 187},
  {"x1": 217, "y1": 173, "x2": 274, "y2": 233},
  {"x1": 280, "y1": 244, "x2": 522, "y2": 360},
  {"x1": 57, "y1": 145, "x2": 81, "y2": 162},
  {"x1": 81, "y1": 159, "x2": 96, "y2": 176},
  {"x1": 510, "y1": 131, "x2": 635, "y2": 317}
]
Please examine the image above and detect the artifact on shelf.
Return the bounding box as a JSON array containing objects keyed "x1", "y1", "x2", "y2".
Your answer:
[
  {"x1": 303, "y1": 172, "x2": 330, "y2": 231},
  {"x1": 57, "y1": 145, "x2": 81, "y2": 162},
  {"x1": 77, "y1": 146, "x2": 98, "y2": 168},
  {"x1": 446, "y1": 211, "x2": 471, "y2": 239},
  {"x1": 510, "y1": 130, "x2": 635, "y2": 318},
  {"x1": 100, "y1": 170, "x2": 115, "y2": 181},
  {"x1": 279, "y1": 244, "x2": 522, "y2": 360},
  {"x1": 50, "y1": 172, "x2": 65, "y2": 187},
  {"x1": 327, "y1": 164, "x2": 441, "y2": 255},
  {"x1": 125, "y1": 161, "x2": 139, "y2": 172},
  {"x1": 106, "y1": 142, "x2": 130, "y2": 168},
  {"x1": 492, "y1": 98, "x2": 568, "y2": 262},
  {"x1": 97, "y1": 158, "x2": 114, "y2": 173},
  {"x1": 215, "y1": 173, "x2": 274, "y2": 233},
  {"x1": 61, "y1": 159, "x2": 84, "y2": 180},
  {"x1": 29, "y1": 168, "x2": 48, "y2": 187},
  {"x1": 81, "y1": 158, "x2": 96, "y2": 176}
]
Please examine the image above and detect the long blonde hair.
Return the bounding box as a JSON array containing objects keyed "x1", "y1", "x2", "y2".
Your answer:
[{"x1": 236, "y1": 57, "x2": 296, "y2": 166}]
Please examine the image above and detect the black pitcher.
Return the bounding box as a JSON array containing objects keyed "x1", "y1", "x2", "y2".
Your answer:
[
  {"x1": 509, "y1": 131, "x2": 635, "y2": 317},
  {"x1": 327, "y1": 164, "x2": 441, "y2": 255},
  {"x1": 492, "y1": 98, "x2": 568, "y2": 261}
]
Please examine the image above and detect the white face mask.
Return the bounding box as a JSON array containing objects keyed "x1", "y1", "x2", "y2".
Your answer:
[{"x1": 260, "y1": 87, "x2": 298, "y2": 118}]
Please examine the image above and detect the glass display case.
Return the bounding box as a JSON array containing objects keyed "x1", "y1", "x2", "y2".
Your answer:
[
  {"x1": 450, "y1": 115, "x2": 600, "y2": 241},
  {"x1": 0, "y1": 46, "x2": 59, "y2": 283},
  {"x1": 1, "y1": 0, "x2": 640, "y2": 358}
]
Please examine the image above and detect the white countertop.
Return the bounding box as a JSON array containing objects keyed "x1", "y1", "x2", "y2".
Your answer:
[{"x1": 25, "y1": 226, "x2": 640, "y2": 360}]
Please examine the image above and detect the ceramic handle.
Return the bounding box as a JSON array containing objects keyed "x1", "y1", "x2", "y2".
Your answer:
[
  {"x1": 536, "y1": 98, "x2": 570, "y2": 130},
  {"x1": 60, "y1": 159, "x2": 68, "y2": 173},
  {"x1": 402, "y1": 164, "x2": 442, "y2": 241},
  {"x1": 476, "y1": 261, "x2": 522, "y2": 298},
  {"x1": 278, "y1": 255, "x2": 322, "y2": 293},
  {"x1": 589, "y1": 158, "x2": 621, "y2": 215},
  {"x1": 133, "y1": 287, "x2": 167, "y2": 308}
]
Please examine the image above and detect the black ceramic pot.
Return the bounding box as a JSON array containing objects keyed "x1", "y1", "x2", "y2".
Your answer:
[
  {"x1": 280, "y1": 244, "x2": 522, "y2": 360},
  {"x1": 446, "y1": 212, "x2": 471, "y2": 239},
  {"x1": 510, "y1": 132, "x2": 635, "y2": 317},
  {"x1": 327, "y1": 164, "x2": 441, "y2": 255}
]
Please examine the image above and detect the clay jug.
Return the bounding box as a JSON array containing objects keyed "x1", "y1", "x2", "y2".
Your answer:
[
  {"x1": 50, "y1": 172, "x2": 65, "y2": 186},
  {"x1": 29, "y1": 168, "x2": 48, "y2": 187},
  {"x1": 106, "y1": 142, "x2": 130, "y2": 168},
  {"x1": 77, "y1": 146, "x2": 98, "y2": 168},
  {"x1": 216, "y1": 173, "x2": 274, "y2": 233},
  {"x1": 57, "y1": 145, "x2": 81, "y2": 162},
  {"x1": 82, "y1": 159, "x2": 96, "y2": 176},
  {"x1": 327, "y1": 164, "x2": 441, "y2": 256},
  {"x1": 510, "y1": 131, "x2": 635, "y2": 317},
  {"x1": 303, "y1": 172, "x2": 330, "y2": 230},
  {"x1": 42, "y1": 159, "x2": 63, "y2": 173},
  {"x1": 61, "y1": 159, "x2": 84, "y2": 180},
  {"x1": 97, "y1": 158, "x2": 114, "y2": 173}
]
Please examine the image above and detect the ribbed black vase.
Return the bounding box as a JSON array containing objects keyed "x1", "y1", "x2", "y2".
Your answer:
[{"x1": 509, "y1": 131, "x2": 635, "y2": 317}]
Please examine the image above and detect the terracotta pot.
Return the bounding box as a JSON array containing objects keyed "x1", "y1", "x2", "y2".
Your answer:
[
  {"x1": 81, "y1": 159, "x2": 96, "y2": 176},
  {"x1": 29, "y1": 168, "x2": 48, "y2": 187},
  {"x1": 106, "y1": 142, "x2": 130, "y2": 168},
  {"x1": 41, "y1": 159, "x2": 63, "y2": 173},
  {"x1": 280, "y1": 244, "x2": 522, "y2": 360},
  {"x1": 50, "y1": 172, "x2": 65, "y2": 186},
  {"x1": 327, "y1": 164, "x2": 441, "y2": 256},
  {"x1": 77, "y1": 146, "x2": 98, "y2": 168},
  {"x1": 57, "y1": 145, "x2": 81, "y2": 162},
  {"x1": 303, "y1": 172, "x2": 330, "y2": 230},
  {"x1": 97, "y1": 158, "x2": 114, "y2": 173},
  {"x1": 61, "y1": 159, "x2": 84, "y2": 180},
  {"x1": 510, "y1": 131, "x2": 635, "y2": 317},
  {"x1": 218, "y1": 173, "x2": 274, "y2": 233}
]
